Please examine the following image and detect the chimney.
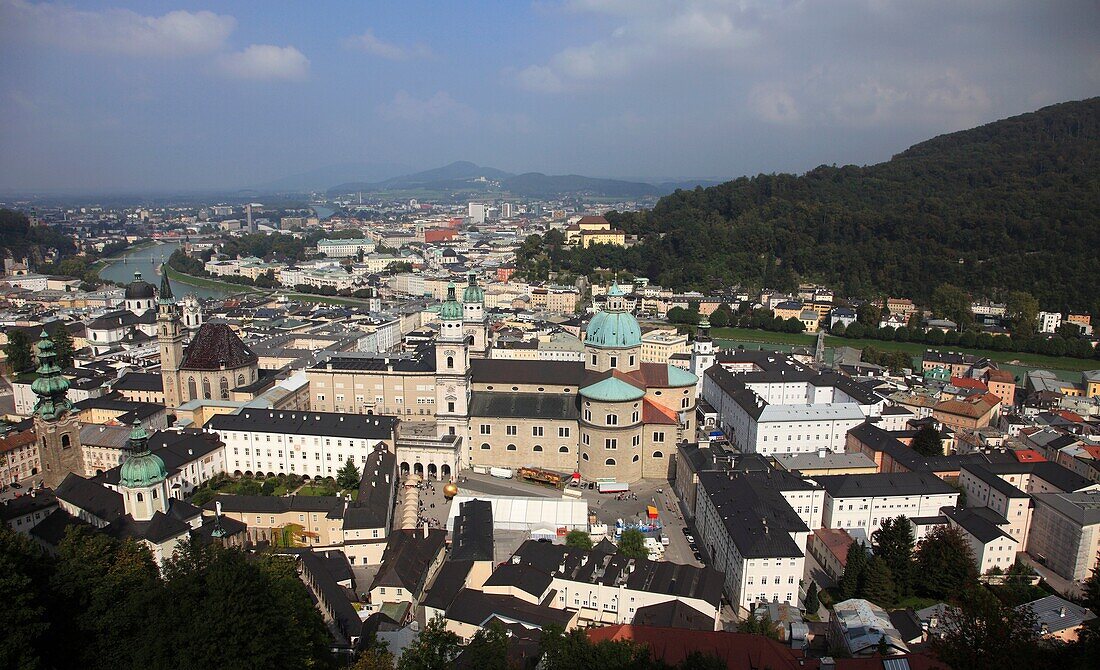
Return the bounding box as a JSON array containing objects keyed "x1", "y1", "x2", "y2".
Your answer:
[
  {"x1": 1059, "y1": 606, "x2": 1067, "y2": 618},
  {"x1": 215, "y1": 500, "x2": 223, "y2": 517},
  {"x1": 422, "y1": 522, "x2": 429, "y2": 539}
]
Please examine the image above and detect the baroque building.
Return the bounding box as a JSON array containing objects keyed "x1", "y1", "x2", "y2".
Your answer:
[{"x1": 31, "y1": 331, "x2": 84, "y2": 489}]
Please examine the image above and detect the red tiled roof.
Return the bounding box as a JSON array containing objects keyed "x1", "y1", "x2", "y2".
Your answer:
[
  {"x1": 1055, "y1": 409, "x2": 1085, "y2": 423},
  {"x1": 0, "y1": 429, "x2": 35, "y2": 455},
  {"x1": 812, "y1": 527, "x2": 855, "y2": 567},
  {"x1": 1082, "y1": 445, "x2": 1100, "y2": 460},
  {"x1": 642, "y1": 398, "x2": 679, "y2": 425},
  {"x1": 986, "y1": 369, "x2": 1015, "y2": 383},
  {"x1": 1014, "y1": 449, "x2": 1046, "y2": 463},
  {"x1": 586, "y1": 625, "x2": 949, "y2": 670},
  {"x1": 577, "y1": 215, "x2": 609, "y2": 225},
  {"x1": 951, "y1": 376, "x2": 988, "y2": 390}
]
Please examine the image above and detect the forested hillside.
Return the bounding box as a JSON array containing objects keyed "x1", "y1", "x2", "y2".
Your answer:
[
  {"x1": 0, "y1": 209, "x2": 78, "y2": 263},
  {"x1": 533, "y1": 98, "x2": 1100, "y2": 314}
]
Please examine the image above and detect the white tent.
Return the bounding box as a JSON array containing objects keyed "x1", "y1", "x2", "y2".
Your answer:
[{"x1": 447, "y1": 495, "x2": 589, "y2": 532}]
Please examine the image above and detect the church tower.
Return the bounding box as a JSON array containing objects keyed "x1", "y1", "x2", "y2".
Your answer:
[
  {"x1": 435, "y1": 283, "x2": 470, "y2": 459},
  {"x1": 462, "y1": 272, "x2": 488, "y2": 358},
  {"x1": 157, "y1": 265, "x2": 185, "y2": 409},
  {"x1": 119, "y1": 421, "x2": 169, "y2": 521},
  {"x1": 31, "y1": 331, "x2": 83, "y2": 488},
  {"x1": 691, "y1": 315, "x2": 715, "y2": 392}
]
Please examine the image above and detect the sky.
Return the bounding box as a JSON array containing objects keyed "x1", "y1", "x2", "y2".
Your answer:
[{"x1": 0, "y1": 0, "x2": 1098, "y2": 194}]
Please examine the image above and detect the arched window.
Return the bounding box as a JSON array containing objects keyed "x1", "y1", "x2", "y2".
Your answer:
[
  {"x1": 480, "y1": 443, "x2": 490, "y2": 450},
  {"x1": 559, "y1": 446, "x2": 569, "y2": 453},
  {"x1": 632, "y1": 455, "x2": 639, "y2": 462},
  {"x1": 446, "y1": 356, "x2": 454, "y2": 369},
  {"x1": 220, "y1": 376, "x2": 229, "y2": 399},
  {"x1": 653, "y1": 451, "x2": 664, "y2": 459},
  {"x1": 605, "y1": 458, "x2": 616, "y2": 466},
  {"x1": 582, "y1": 453, "x2": 589, "y2": 461},
  {"x1": 237, "y1": 373, "x2": 245, "y2": 386},
  {"x1": 136, "y1": 492, "x2": 144, "y2": 502},
  {"x1": 187, "y1": 376, "x2": 197, "y2": 399},
  {"x1": 506, "y1": 444, "x2": 517, "y2": 451},
  {"x1": 61, "y1": 434, "x2": 71, "y2": 449},
  {"x1": 152, "y1": 489, "x2": 158, "y2": 499},
  {"x1": 202, "y1": 378, "x2": 212, "y2": 400},
  {"x1": 533, "y1": 445, "x2": 543, "y2": 452}
]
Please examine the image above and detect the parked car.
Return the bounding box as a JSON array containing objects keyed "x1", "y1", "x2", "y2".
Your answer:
[
  {"x1": 685, "y1": 535, "x2": 695, "y2": 544},
  {"x1": 693, "y1": 551, "x2": 704, "y2": 562},
  {"x1": 681, "y1": 527, "x2": 691, "y2": 536}
]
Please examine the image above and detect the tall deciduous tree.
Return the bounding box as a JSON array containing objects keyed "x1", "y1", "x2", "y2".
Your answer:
[
  {"x1": 460, "y1": 622, "x2": 510, "y2": 670},
  {"x1": 871, "y1": 516, "x2": 915, "y2": 596},
  {"x1": 1004, "y1": 291, "x2": 1039, "y2": 336},
  {"x1": 930, "y1": 284, "x2": 974, "y2": 329},
  {"x1": 931, "y1": 588, "x2": 1045, "y2": 670},
  {"x1": 915, "y1": 525, "x2": 979, "y2": 598},
  {"x1": 910, "y1": 426, "x2": 944, "y2": 457},
  {"x1": 617, "y1": 529, "x2": 648, "y2": 560},
  {"x1": 398, "y1": 615, "x2": 460, "y2": 670},
  {"x1": 5, "y1": 329, "x2": 34, "y2": 373},
  {"x1": 565, "y1": 530, "x2": 593, "y2": 549}
]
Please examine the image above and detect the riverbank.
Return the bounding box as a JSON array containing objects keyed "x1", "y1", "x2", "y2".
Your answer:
[
  {"x1": 710, "y1": 326, "x2": 1099, "y2": 374},
  {"x1": 89, "y1": 239, "x2": 159, "y2": 274},
  {"x1": 163, "y1": 264, "x2": 263, "y2": 294}
]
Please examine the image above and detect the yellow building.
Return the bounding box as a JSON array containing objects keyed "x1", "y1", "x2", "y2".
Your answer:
[
  {"x1": 580, "y1": 229, "x2": 627, "y2": 248},
  {"x1": 640, "y1": 328, "x2": 690, "y2": 363}
]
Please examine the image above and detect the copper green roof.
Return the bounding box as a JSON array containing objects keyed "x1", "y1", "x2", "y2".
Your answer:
[
  {"x1": 440, "y1": 282, "x2": 462, "y2": 320},
  {"x1": 665, "y1": 364, "x2": 698, "y2": 387},
  {"x1": 119, "y1": 421, "x2": 168, "y2": 488},
  {"x1": 31, "y1": 331, "x2": 72, "y2": 421},
  {"x1": 462, "y1": 273, "x2": 484, "y2": 304},
  {"x1": 586, "y1": 284, "x2": 641, "y2": 349},
  {"x1": 580, "y1": 376, "x2": 646, "y2": 402}
]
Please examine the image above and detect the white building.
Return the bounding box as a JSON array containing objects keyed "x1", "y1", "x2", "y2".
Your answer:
[
  {"x1": 205, "y1": 410, "x2": 396, "y2": 479},
  {"x1": 942, "y1": 506, "x2": 1019, "y2": 574},
  {"x1": 318, "y1": 238, "x2": 376, "y2": 258},
  {"x1": 467, "y1": 203, "x2": 487, "y2": 225},
  {"x1": 694, "y1": 470, "x2": 813, "y2": 612},
  {"x1": 1038, "y1": 311, "x2": 1062, "y2": 334},
  {"x1": 816, "y1": 472, "x2": 960, "y2": 536}
]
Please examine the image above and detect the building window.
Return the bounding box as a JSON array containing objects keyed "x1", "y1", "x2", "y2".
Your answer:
[
  {"x1": 533, "y1": 445, "x2": 543, "y2": 452},
  {"x1": 653, "y1": 431, "x2": 665, "y2": 442},
  {"x1": 591, "y1": 354, "x2": 597, "y2": 366},
  {"x1": 506, "y1": 425, "x2": 517, "y2": 436},
  {"x1": 610, "y1": 356, "x2": 618, "y2": 367},
  {"x1": 605, "y1": 438, "x2": 617, "y2": 450},
  {"x1": 582, "y1": 453, "x2": 589, "y2": 461},
  {"x1": 480, "y1": 424, "x2": 491, "y2": 435},
  {"x1": 446, "y1": 356, "x2": 454, "y2": 369},
  {"x1": 605, "y1": 458, "x2": 616, "y2": 466},
  {"x1": 507, "y1": 444, "x2": 517, "y2": 451},
  {"x1": 605, "y1": 414, "x2": 618, "y2": 426},
  {"x1": 481, "y1": 443, "x2": 490, "y2": 450},
  {"x1": 632, "y1": 455, "x2": 639, "y2": 462},
  {"x1": 559, "y1": 446, "x2": 569, "y2": 453},
  {"x1": 559, "y1": 427, "x2": 570, "y2": 438},
  {"x1": 532, "y1": 426, "x2": 544, "y2": 437},
  {"x1": 629, "y1": 355, "x2": 635, "y2": 366}
]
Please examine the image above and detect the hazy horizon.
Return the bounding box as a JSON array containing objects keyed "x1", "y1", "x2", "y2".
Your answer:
[{"x1": 1, "y1": 0, "x2": 1098, "y2": 194}]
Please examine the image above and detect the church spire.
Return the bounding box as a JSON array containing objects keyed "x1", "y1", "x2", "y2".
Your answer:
[
  {"x1": 31, "y1": 331, "x2": 72, "y2": 421},
  {"x1": 158, "y1": 264, "x2": 173, "y2": 302}
]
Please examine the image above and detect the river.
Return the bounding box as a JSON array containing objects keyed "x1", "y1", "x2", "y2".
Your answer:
[{"x1": 97, "y1": 241, "x2": 234, "y2": 300}]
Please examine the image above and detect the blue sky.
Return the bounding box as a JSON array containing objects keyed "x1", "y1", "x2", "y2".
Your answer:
[{"x1": 1, "y1": 0, "x2": 1097, "y2": 193}]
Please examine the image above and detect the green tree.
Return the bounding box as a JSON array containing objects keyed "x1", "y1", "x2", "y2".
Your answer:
[
  {"x1": 861, "y1": 556, "x2": 897, "y2": 606},
  {"x1": 858, "y1": 303, "x2": 882, "y2": 327},
  {"x1": 461, "y1": 622, "x2": 509, "y2": 670},
  {"x1": 1004, "y1": 291, "x2": 1039, "y2": 337},
  {"x1": 915, "y1": 525, "x2": 979, "y2": 598},
  {"x1": 709, "y1": 303, "x2": 733, "y2": 328},
  {"x1": 804, "y1": 581, "x2": 820, "y2": 615},
  {"x1": 871, "y1": 516, "x2": 915, "y2": 596},
  {"x1": 539, "y1": 624, "x2": 654, "y2": 670},
  {"x1": 337, "y1": 457, "x2": 362, "y2": 490},
  {"x1": 0, "y1": 526, "x2": 52, "y2": 670},
  {"x1": 931, "y1": 588, "x2": 1045, "y2": 670},
  {"x1": 678, "y1": 651, "x2": 727, "y2": 670},
  {"x1": 398, "y1": 615, "x2": 460, "y2": 670},
  {"x1": 839, "y1": 541, "x2": 868, "y2": 600},
  {"x1": 930, "y1": 284, "x2": 974, "y2": 329},
  {"x1": 910, "y1": 426, "x2": 944, "y2": 457},
  {"x1": 616, "y1": 529, "x2": 648, "y2": 560},
  {"x1": 565, "y1": 530, "x2": 593, "y2": 550},
  {"x1": 737, "y1": 611, "x2": 782, "y2": 639},
  {"x1": 51, "y1": 324, "x2": 75, "y2": 369},
  {"x1": 5, "y1": 330, "x2": 34, "y2": 373}
]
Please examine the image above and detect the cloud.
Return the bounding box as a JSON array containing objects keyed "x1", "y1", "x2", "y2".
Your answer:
[
  {"x1": 377, "y1": 91, "x2": 476, "y2": 124},
  {"x1": 343, "y1": 29, "x2": 432, "y2": 60},
  {"x1": 218, "y1": 45, "x2": 310, "y2": 81},
  {"x1": 748, "y1": 84, "x2": 800, "y2": 124},
  {"x1": 0, "y1": 0, "x2": 235, "y2": 56}
]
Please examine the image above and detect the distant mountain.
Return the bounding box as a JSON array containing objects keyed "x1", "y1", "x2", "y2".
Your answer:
[
  {"x1": 327, "y1": 161, "x2": 715, "y2": 199},
  {"x1": 518, "y1": 97, "x2": 1100, "y2": 313},
  {"x1": 254, "y1": 161, "x2": 413, "y2": 193}
]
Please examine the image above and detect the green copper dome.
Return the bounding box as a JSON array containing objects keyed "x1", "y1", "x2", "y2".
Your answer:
[
  {"x1": 585, "y1": 283, "x2": 641, "y2": 349},
  {"x1": 119, "y1": 421, "x2": 168, "y2": 488},
  {"x1": 462, "y1": 273, "x2": 484, "y2": 304},
  {"x1": 31, "y1": 331, "x2": 72, "y2": 421},
  {"x1": 579, "y1": 376, "x2": 646, "y2": 402},
  {"x1": 440, "y1": 282, "x2": 463, "y2": 320}
]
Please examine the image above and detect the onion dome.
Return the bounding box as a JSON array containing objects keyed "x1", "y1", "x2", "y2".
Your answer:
[
  {"x1": 31, "y1": 331, "x2": 72, "y2": 420},
  {"x1": 696, "y1": 315, "x2": 712, "y2": 341},
  {"x1": 585, "y1": 282, "x2": 641, "y2": 349},
  {"x1": 125, "y1": 271, "x2": 156, "y2": 300},
  {"x1": 119, "y1": 421, "x2": 168, "y2": 488},
  {"x1": 462, "y1": 273, "x2": 484, "y2": 304},
  {"x1": 439, "y1": 282, "x2": 463, "y2": 320}
]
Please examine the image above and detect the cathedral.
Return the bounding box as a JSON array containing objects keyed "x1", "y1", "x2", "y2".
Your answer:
[{"x1": 156, "y1": 266, "x2": 259, "y2": 409}]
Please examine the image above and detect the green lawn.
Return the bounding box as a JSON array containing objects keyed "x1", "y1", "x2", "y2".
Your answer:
[
  {"x1": 710, "y1": 326, "x2": 1098, "y2": 375},
  {"x1": 297, "y1": 485, "x2": 356, "y2": 498},
  {"x1": 163, "y1": 265, "x2": 263, "y2": 293}
]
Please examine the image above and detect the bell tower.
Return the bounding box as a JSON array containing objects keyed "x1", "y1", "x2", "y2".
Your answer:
[
  {"x1": 157, "y1": 265, "x2": 185, "y2": 409},
  {"x1": 691, "y1": 316, "x2": 715, "y2": 392},
  {"x1": 462, "y1": 273, "x2": 488, "y2": 358},
  {"x1": 119, "y1": 421, "x2": 169, "y2": 521},
  {"x1": 435, "y1": 283, "x2": 470, "y2": 454},
  {"x1": 31, "y1": 331, "x2": 83, "y2": 488}
]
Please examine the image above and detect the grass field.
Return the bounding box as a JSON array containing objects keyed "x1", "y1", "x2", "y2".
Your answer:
[
  {"x1": 163, "y1": 265, "x2": 264, "y2": 293},
  {"x1": 710, "y1": 326, "x2": 1099, "y2": 375}
]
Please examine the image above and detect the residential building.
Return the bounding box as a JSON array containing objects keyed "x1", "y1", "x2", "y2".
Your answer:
[{"x1": 816, "y1": 472, "x2": 960, "y2": 536}]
